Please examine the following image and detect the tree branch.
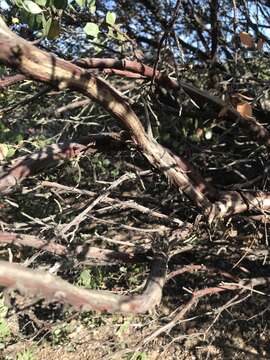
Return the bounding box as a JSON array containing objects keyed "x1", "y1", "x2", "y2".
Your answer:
[
  {"x1": 0, "y1": 254, "x2": 167, "y2": 313},
  {"x1": 0, "y1": 17, "x2": 212, "y2": 209}
]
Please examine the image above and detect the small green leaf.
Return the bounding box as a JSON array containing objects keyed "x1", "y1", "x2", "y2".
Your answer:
[
  {"x1": 15, "y1": 133, "x2": 24, "y2": 143},
  {"x1": 41, "y1": 13, "x2": 48, "y2": 31},
  {"x1": 75, "y1": 0, "x2": 85, "y2": 7},
  {"x1": 116, "y1": 32, "x2": 125, "y2": 41},
  {"x1": 106, "y1": 11, "x2": 116, "y2": 25},
  {"x1": 24, "y1": 0, "x2": 43, "y2": 14},
  {"x1": 35, "y1": 0, "x2": 47, "y2": 6},
  {"x1": 78, "y1": 269, "x2": 92, "y2": 287},
  {"x1": 89, "y1": 0, "x2": 95, "y2": 12},
  {"x1": 84, "y1": 22, "x2": 99, "y2": 37},
  {"x1": 6, "y1": 146, "x2": 16, "y2": 159},
  {"x1": 35, "y1": 13, "x2": 43, "y2": 26},
  {"x1": 47, "y1": 19, "x2": 60, "y2": 39},
  {"x1": 89, "y1": 4, "x2": 96, "y2": 13},
  {"x1": 107, "y1": 27, "x2": 115, "y2": 38},
  {"x1": 42, "y1": 16, "x2": 51, "y2": 36}
]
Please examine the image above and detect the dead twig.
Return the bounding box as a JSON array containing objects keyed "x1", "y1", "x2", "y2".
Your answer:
[
  {"x1": 59, "y1": 172, "x2": 136, "y2": 237},
  {"x1": 140, "y1": 277, "x2": 270, "y2": 346},
  {"x1": 41, "y1": 180, "x2": 186, "y2": 227},
  {"x1": 0, "y1": 231, "x2": 150, "y2": 265},
  {"x1": 0, "y1": 133, "x2": 126, "y2": 192}
]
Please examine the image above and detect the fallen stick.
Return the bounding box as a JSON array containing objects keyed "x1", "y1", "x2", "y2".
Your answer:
[{"x1": 0, "y1": 254, "x2": 167, "y2": 314}]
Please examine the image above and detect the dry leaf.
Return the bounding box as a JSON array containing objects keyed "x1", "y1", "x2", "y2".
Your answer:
[
  {"x1": 239, "y1": 32, "x2": 255, "y2": 48},
  {"x1": 195, "y1": 128, "x2": 204, "y2": 139},
  {"x1": 0, "y1": 143, "x2": 8, "y2": 161},
  {"x1": 257, "y1": 38, "x2": 264, "y2": 50},
  {"x1": 236, "y1": 102, "x2": 253, "y2": 118}
]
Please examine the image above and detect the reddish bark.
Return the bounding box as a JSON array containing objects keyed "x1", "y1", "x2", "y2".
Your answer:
[{"x1": 0, "y1": 17, "x2": 214, "y2": 208}]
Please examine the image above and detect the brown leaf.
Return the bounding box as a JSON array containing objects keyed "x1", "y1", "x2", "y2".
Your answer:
[
  {"x1": 257, "y1": 38, "x2": 264, "y2": 50},
  {"x1": 236, "y1": 102, "x2": 253, "y2": 118},
  {"x1": 239, "y1": 32, "x2": 255, "y2": 48},
  {"x1": 195, "y1": 128, "x2": 204, "y2": 139}
]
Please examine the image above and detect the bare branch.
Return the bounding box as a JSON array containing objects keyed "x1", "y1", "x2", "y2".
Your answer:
[
  {"x1": 0, "y1": 254, "x2": 167, "y2": 313},
  {"x1": 0, "y1": 17, "x2": 212, "y2": 209},
  {"x1": 42, "y1": 180, "x2": 186, "y2": 226},
  {"x1": 0, "y1": 133, "x2": 126, "y2": 192},
  {"x1": 0, "y1": 232, "x2": 149, "y2": 265},
  {"x1": 0, "y1": 74, "x2": 26, "y2": 89}
]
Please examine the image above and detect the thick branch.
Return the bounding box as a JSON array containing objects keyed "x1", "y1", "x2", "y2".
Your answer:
[
  {"x1": 0, "y1": 255, "x2": 167, "y2": 313},
  {"x1": 0, "y1": 17, "x2": 212, "y2": 209},
  {"x1": 209, "y1": 190, "x2": 270, "y2": 221}
]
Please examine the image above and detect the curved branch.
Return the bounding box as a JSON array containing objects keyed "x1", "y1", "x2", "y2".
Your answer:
[
  {"x1": 0, "y1": 17, "x2": 213, "y2": 209},
  {"x1": 0, "y1": 255, "x2": 167, "y2": 313}
]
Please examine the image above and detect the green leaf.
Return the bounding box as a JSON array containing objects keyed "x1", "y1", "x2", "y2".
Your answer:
[
  {"x1": 107, "y1": 27, "x2": 115, "y2": 38},
  {"x1": 6, "y1": 146, "x2": 16, "y2": 159},
  {"x1": 89, "y1": 4, "x2": 96, "y2": 13},
  {"x1": 41, "y1": 13, "x2": 48, "y2": 31},
  {"x1": 24, "y1": 0, "x2": 43, "y2": 14},
  {"x1": 75, "y1": 0, "x2": 85, "y2": 7},
  {"x1": 116, "y1": 31, "x2": 125, "y2": 41},
  {"x1": 47, "y1": 19, "x2": 60, "y2": 39},
  {"x1": 35, "y1": 13, "x2": 43, "y2": 26},
  {"x1": 84, "y1": 22, "x2": 99, "y2": 37},
  {"x1": 34, "y1": 0, "x2": 47, "y2": 6},
  {"x1": 42, "y1": 16, "x2": 52, "y2": 36},
  {"x1": 88, "y1": 0, "x2": 95, "y2": 12},
  {"x1": 106, "y1": 11, "x2": 116, "y2": 25},
  {"x1": 78, "y1": 270, "x2": 92, "y2": 287}
]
